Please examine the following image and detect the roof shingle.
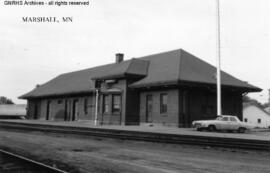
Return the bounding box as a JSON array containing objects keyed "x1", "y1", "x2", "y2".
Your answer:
[{"x1": 19, "y1": 49, "x2": 261, "y2": 99}]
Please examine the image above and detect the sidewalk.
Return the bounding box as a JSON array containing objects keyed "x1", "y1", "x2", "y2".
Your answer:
[{"x1": 1, "y1": 119, "x2": 270, "y2": 141}]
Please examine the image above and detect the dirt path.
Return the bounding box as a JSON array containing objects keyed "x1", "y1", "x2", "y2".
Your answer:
[{"x1": 0, "y1": 129, "x2": 269, "y2": 173}]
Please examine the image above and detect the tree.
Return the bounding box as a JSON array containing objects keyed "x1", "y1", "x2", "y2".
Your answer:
[
  {"x1": 243, "y1": 95, "x2": 252, "y2": 103},
  {"x1": 243, "y1": 95, "x2": 259, "y2": 105},
  {"x1": 243, "y1": 95, "x2": 267, "y2": 109},
  {"x1": 262, "y1": 102, "x2": 269, "y2": 109},
  {"x1": 0, "y1": 96, "x2": 14, "y2": 104}
]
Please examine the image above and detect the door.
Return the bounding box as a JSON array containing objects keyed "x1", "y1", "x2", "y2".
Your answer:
[
  {"x1": 34, "y1": 103, "x2": 38, "y2": 119},
  {"x1": 64, "y1": 100, "x2": 68, "y2": 121},
  {"x1": 181, "y1": 91, "x2": 190, "y2": 127},
  {"x1": 46, "y1": 101, "x2": 51, "y2": 120},
  {"x1": 146, "y1": 95, "x2": 153, "y2": 123},
  {"x1": 72, "y1": 100, "x2": 79, "y2": 121},
  {"x1": 89, "y1": 96, "x2": 95, "y2": 121}
]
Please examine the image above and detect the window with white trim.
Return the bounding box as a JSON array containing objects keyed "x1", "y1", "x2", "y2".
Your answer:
[{"x1": 112, "y1": 95, "x2": 121, "y2": 113}]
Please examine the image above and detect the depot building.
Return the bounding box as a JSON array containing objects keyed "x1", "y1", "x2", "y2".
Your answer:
[{"x1": 19, "y1": 49, "x2": 261, "y2": 127}]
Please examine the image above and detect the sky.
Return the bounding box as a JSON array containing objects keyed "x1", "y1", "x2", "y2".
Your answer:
[{"x1": 0, "y1": 0, "x2": 269, "y2": 104}]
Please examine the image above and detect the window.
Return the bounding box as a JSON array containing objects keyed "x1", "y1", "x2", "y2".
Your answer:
[
  {"x1": 244, "y1": 118, "x2": 248, "y2": 122},
  {"x1": 230, "y1": 117, "x2": 237, "y2": 122},
  {"x1": 84, "y1": 98, "x2": 88, "y2": 114},
  {"x1": 221, "y1": 117, "x2": 229, "y2": 121},
  {"x1": 112, "y1": 95, "x2": 121, "y2": 113},
  {"x1": 103, "y1": 95, "x2": 109, "y2": 113},
  {"x1": 160, "y1": 93, "x2": 168, "y2": 114},
  {"x1": 57, "y1": 100, "x2": 63, "y2": 104},
  {"x1": 258, "y1": 118, "x2": 261, "y2": 124}
]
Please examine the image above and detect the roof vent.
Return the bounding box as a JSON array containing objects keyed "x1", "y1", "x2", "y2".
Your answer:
[{"x1": 115, "y1": 53, "x2": 124, "y2": 63}]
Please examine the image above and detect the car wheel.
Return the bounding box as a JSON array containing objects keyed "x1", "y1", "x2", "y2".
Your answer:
[
  {"x1": 208, "y1": 125, "x2": 216, "y2": 132},
  {"x1": 238, "y1": 127, "x2": 246, "y2": 133}
]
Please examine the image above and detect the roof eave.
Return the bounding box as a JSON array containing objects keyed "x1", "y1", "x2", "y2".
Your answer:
[
  {"x1": 129, "y1": 80, "x2": 179, "y2": 88},
  {"x1": 130, "y1": 80, "x2": 262, "y2": 92},
  {"x1": 92, "y1": 73, "x2": 146, "y2": 81},
  {"x1": 19, "y1": 90, "x2": 95, "y2": 100}
]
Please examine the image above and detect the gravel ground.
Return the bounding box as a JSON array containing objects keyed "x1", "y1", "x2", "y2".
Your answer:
[{"x1": 0, "y1": 129, "x2": 270, "y2": 173}]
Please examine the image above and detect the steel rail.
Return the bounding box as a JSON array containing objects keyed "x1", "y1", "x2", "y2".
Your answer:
[
  {"x1": 0, "y1": 149, "x2": 68, "y2": 173},
  {"x1": 0, "y1": 122, "x2": 270, "y2": 151}
]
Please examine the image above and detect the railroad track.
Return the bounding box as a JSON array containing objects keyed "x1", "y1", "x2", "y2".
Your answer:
[
  {"x1": 0, "y1": 121, "x2": 270, "y2": 151},
  {"x1": 0, "y1": 149, "x2": 68, "y2": 173}
]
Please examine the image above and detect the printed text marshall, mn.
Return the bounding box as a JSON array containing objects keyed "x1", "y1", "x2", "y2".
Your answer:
[
  {"x1": 4, "y1": 1, "x2": 90, "y2": 6},
  {"x1": 22, "y1": 17, "x2": 74, "y2": 23}
]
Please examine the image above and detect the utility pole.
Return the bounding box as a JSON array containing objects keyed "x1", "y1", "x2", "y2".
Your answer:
[{"x1": 216, "y1": 0, "x2": 222, "y2": 116}]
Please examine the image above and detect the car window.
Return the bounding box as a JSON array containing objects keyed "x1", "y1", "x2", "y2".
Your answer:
[
  {"x1": 221, "y1": 117, "x2": 229, "y2": 121},
  {"x1": 230, "y1": 117, "x2": 237, "y2": 122}
]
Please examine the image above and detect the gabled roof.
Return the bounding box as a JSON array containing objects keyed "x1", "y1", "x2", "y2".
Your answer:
[
  {"x1": 0, "y1": 104, "x2": 26, "y2": 116},
  {"x1": 19, "y1": 49, "x2": 261, "y2": 99}
]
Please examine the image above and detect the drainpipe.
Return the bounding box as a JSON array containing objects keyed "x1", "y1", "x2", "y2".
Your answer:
[{"x1": 94, "y1": 89, "x2": 99, "y2": 126}]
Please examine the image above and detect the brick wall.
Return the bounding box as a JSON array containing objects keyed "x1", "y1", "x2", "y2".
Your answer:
[
  {"x1": 27, "y1": 79, "x2": 129, "y2": 124},
  {"x1": 140, "y1": 89, "x2": 179, "y2": 126},
  {"x1": 28, "y1": 94, "x2": 96, "y2": 122},
  {"x1": 27, "y1": 86, "x2": 243, "y2": 128},
  {"x1": 98, "y1": 79, "x2": 126, "y2": 125}
]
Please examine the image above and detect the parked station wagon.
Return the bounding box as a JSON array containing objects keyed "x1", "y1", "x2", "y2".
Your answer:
[{"x1": 192, "y1": 115, "x2": 250, "y2": 133}]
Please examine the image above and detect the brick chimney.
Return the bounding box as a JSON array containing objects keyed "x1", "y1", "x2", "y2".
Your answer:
[{"x1": 115, "y1": 53, "x2": 124, "y2": 63}]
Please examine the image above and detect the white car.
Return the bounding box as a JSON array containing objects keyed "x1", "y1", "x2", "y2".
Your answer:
[{"x1": 192, "y1": 115, "x2": 250, "y2": 133}]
